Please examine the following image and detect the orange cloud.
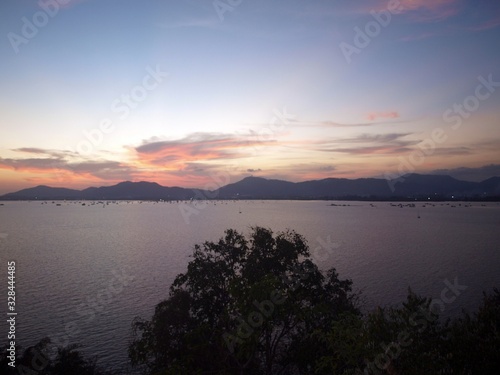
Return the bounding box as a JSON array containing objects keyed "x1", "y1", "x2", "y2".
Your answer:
[
  {"x1": 0, "y1": 147, "x2": 140, "y2": 191},
  {"x1": 0, "y1": 134, "x2": 281, "y2": 191},
  {"x1": 133, "y1": 132, "x2": 274, "y2": 170}
]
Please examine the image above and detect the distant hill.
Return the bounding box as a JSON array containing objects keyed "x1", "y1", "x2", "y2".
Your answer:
[
  {"x1": 215, "y1": 176, "x2": 391, "y2": 199},
  {"x1": 215, "y1": 175, "x2": 499, "y2": 199},
  {"x1": 0, "y1": 181, "x2": 204, "y2": 201},
  {"x1": 478, "y1": 177, "x2": 500, "y2": 195},
  {"x1": 388, "y1": 174, "x2": 479, "y2": 197},
  {"x1": 1, "y1": 174, "x2": 499, "y2": 201},
  {"x1": 215, "y1": 177, "x2": 296, "y2": 199},
  {"x1": 0, "y1": 185, "x2": 82, "y2": 200},
  {"x1": 79, "y1": 181, "x2": 199, "y2": 200}
]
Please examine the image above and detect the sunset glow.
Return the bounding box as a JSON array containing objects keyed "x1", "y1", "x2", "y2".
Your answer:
[{"x1": 1, "y1": 0, "x2": 499, "y2": 194}]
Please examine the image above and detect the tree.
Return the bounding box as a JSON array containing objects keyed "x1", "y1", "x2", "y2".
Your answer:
[
  {"x1": 446, "y1": 288, "x2": 500, "y2": 374},
  {"x1": 0, "y1": 337, "x2": 117, "y2": 375},
  {"x1": 316, "y1": 290, "x2": 452, "y2": 374},
  {"x1": 129, "y1": 227, "x2": 359, "y2": 374}
]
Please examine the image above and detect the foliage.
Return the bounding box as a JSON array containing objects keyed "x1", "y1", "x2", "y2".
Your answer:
[
  {"x1": 445, "y1": 288, "x2": 500, "y2": 374},
  {"x1": 3, "y1": 228, "x2": 500, "y2": 374},
  {"x1": 316, "y1": 288, "x2": 500, "y2": 375},
  {"x1": 0, "y1": 337, "x2": 118, "y2": 375},
  {"x1": 129, "y1": 227, "x2": 359, "y2": 374},
  {"x1": 128, "y1": 227, "x2": 500, "y2": 374}
]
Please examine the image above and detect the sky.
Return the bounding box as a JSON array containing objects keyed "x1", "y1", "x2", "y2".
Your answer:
[{"x1": 0, "y1": 0, "x2": 499, "y2": 194}]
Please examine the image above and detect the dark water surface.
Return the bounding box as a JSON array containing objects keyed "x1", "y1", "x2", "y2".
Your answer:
[{"x1": 1, "y1": 200, "x2": 499, "y2": 371}]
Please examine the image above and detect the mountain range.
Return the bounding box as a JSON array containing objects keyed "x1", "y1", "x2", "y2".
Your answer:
[{"x1": 1, "y1": 174, "x2": 499, "y2": 201}]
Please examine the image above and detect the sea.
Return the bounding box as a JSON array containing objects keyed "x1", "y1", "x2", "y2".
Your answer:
[{"x1": 1, "y1": 200, "x2": 499, "y2": 372}]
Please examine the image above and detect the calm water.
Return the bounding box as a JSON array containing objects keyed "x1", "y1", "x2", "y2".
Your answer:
[{"x1": 1, "y1": 200, "x2": 500, "y2": 371}]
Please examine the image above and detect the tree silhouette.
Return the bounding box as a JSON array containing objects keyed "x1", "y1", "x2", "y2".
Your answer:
[
  {"x1": 0, "y1": 337, "x2": 118, "y2": 375},
  {"x1": 129, "y1": 227, "x2": 359, "y2": 374},
  {"x1": 3, "y1": 228, "x2": 499, "y2": 374}
]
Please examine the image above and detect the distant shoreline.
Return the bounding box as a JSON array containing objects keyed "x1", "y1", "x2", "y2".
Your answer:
[
  {"x1": 1, "y1": 174, "x2": 499, "y2": 202},
  {"x1": 1, "y1": 197, "x2": 499, "y2": 202}
]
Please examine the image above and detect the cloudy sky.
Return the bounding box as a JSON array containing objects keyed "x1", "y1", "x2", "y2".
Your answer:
[{"x1": 1, "y1": 0, "x2": 499, "y2": 194}]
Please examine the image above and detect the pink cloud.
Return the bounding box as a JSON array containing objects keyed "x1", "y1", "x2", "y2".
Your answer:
[
  {"x1": 468, "y1": 16, "x2": 500, "y2": 31},
  {"x1": 367, "y1": 0, "x2": 460, "y2": 22},
  {"x1": 52, "y1": 0, "x2": 89, "y2": 9},
  {"x1": 398, "y1": 0, "x2": 456, "y2": 12},
  {"x1": 399, "y1": 0, "x2": 460, "y2": 21},
  {"x1": 366, "y1": 111, "x2": 400, "y2": 121}
]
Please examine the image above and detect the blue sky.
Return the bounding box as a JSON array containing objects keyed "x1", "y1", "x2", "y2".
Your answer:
[{"x1": 0, "y1": 0, "x2": 499, "y2": 193}]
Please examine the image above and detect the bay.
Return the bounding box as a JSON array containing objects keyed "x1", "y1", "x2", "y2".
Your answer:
[{"x1": 1, "y1": 200, "x2": 499, "y2": 371}]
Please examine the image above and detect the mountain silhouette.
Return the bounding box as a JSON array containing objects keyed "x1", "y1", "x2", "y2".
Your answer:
[
  {"x1": 0, "y1": 181, "x2": 201, "y2": 201},
  {"x1": 1, "y1": 174, "x2": 499, "y2": 201}
]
